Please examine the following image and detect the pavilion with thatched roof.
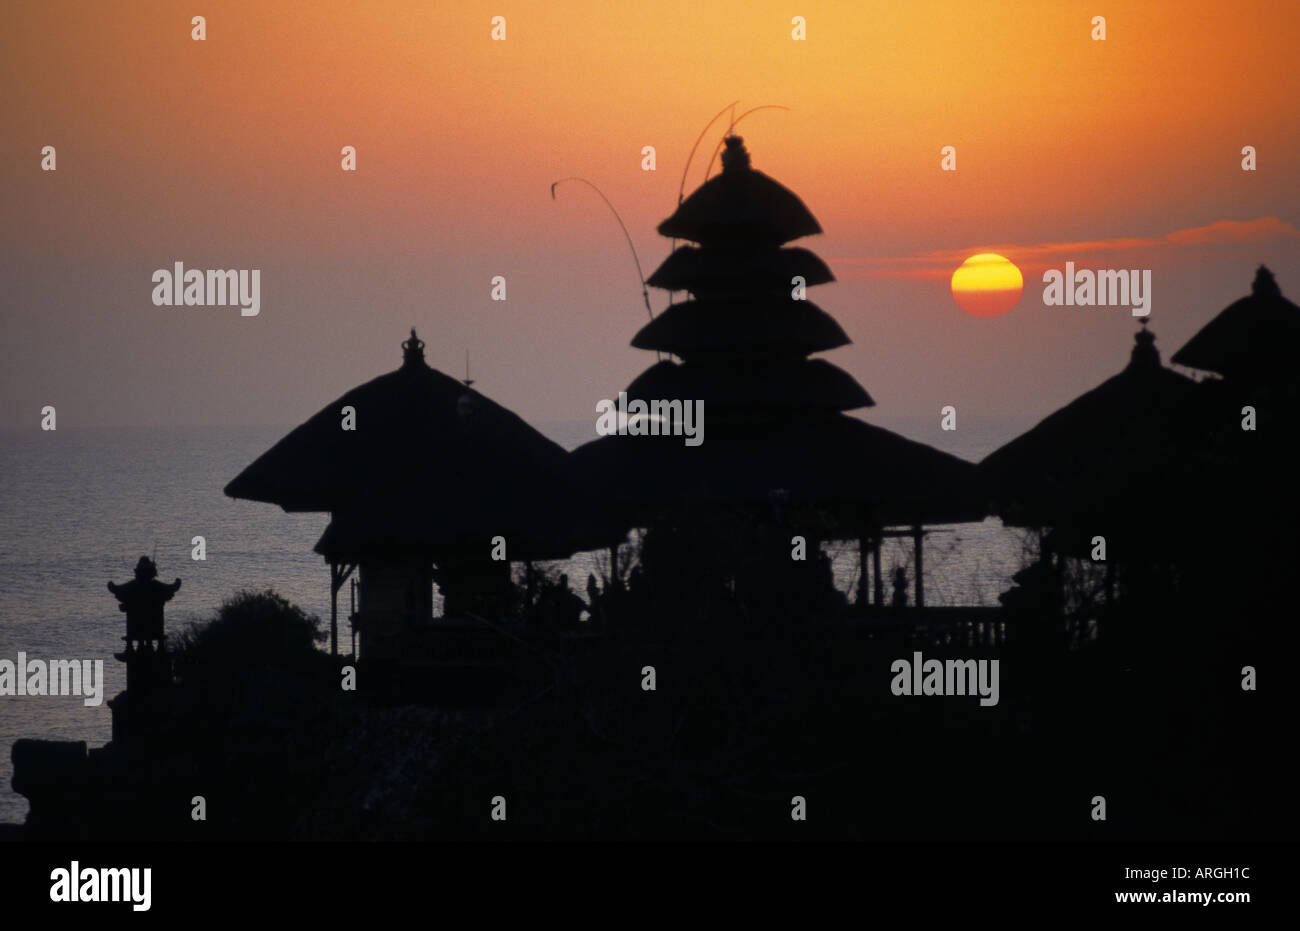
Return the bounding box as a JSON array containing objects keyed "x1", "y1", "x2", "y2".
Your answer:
[
  {"x1": 1172, "y1": 266, "x2": 1300, "y2": 399},
  {"x1": 225, "y1": 330, "x2": 616, "y2": 660},
  {"x1": 983, "y1": 274, "x2": 1299, "y2": 652},
  {"x1": 1168, "y1": 265, "x2": 1300, "y2": 602},
  {"x1": 572, "y1": 135, "x2": 981, "y2": 610},
  {"x1": 979, "y1": 322, "x2": 1213, "y2": 560},
  {"x1": 977, "y1": 322, "x2": 1228, "y2": 652}
]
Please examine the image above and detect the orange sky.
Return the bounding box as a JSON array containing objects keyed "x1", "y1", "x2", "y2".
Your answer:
[{"x1": 3, "y1": 0, "x2": 1299, "y2": 451}]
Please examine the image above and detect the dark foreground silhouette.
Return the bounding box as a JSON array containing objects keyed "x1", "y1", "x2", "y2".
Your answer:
[{"x1": 11, "y1": 129, "x2": 1297, "y2": 842}]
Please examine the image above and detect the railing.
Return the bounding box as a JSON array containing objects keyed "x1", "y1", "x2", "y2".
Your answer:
[{"x1": 856, "y1": 605, "x2": 1009, "y2": 648}]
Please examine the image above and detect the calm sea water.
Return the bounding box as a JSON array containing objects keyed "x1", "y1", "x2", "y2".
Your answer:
[{"x1": 0, "y1": 418, "x2": 1026, "y2": 823}]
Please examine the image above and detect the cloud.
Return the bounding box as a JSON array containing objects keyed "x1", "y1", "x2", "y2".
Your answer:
[
  {"x1": 832, "y1": 217, "x2": 1300, "y2": 280},
  {"x1": 1164, "y1": 216, "x2": 1300, "y2": 245}
]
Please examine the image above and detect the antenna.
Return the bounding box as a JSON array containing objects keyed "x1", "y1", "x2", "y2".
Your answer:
[
  {"x1": 463, "y1": 349, "x2": 474, "y2": 388},
  {"x1": 704, "y1": 104, "x2": 791, "y2": 180},
  {"x1": 678, "y1": 100, "x2": 740, "y2": 207},
  {"x1": 550, "y1": 176, "x2": 660, "y2": 360}
]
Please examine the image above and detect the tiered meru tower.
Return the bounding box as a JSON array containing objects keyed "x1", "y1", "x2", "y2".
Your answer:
[
  {"x1": 572, "y1": 134, "x2": 981, "y2": 610},
  {"x1": 628, "y1": 135, "x2": 873, "y2": 426}
]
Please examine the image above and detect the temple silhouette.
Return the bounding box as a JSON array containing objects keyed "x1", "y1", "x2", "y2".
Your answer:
[
  {"x1": 229, "y1": 134, "x2": 987, "y2": 653},
  {"x1": 10, "y1": 129, "x2": 1297, "y2": 842}
]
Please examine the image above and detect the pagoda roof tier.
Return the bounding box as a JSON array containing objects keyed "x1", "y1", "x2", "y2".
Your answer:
[
  {"x1": 631, "y1": 297, "x2": 850, "y2": 357},
  {"x1": 570, "y1": 412, "x2": 982, "y2": 532},
  {"x1": 624, "y1": 358, "x2": 873, "y2": 412},
  {"x1": 646, "y1": 244, "x2": 834, "y2": 295},
  {"x1": 656, "y1": 137, "x2": 823, "y2": 248}
]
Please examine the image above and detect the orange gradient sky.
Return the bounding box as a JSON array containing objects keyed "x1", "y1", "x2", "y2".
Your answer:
[{"x1": 3, "y1": 0, "x2": 1298, "y2": 453}]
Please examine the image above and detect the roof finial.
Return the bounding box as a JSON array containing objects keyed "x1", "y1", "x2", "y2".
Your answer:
[
  {"x1": 1252, "y1": 265, "x2": 1280, "y2": 297},
  {"x1": 1130, "y1": 318, "x2": 1160, "y2": 369},
  {"x1": 456, "y1": 351, "x2": 477, "y2": 418},
  {"x1": 401, "y1": 329, "x2": 426, "y2": 368},
  {"x1": 720, "y1": 135, "x2": 750, "y2": 173}
]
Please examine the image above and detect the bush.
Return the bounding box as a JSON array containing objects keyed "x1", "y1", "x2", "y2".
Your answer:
[{"x1": 172, "y1": 589, "x2": 326, "y2": 681}]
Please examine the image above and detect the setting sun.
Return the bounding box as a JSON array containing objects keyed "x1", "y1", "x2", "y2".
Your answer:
[{"x1": 951, "y1": 254, "x2": 1025, "y2": 318}]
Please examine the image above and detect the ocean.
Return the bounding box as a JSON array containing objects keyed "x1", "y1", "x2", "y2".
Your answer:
[{"x1": 0, "y1": 418, "x2": 1028, "y2": 824}]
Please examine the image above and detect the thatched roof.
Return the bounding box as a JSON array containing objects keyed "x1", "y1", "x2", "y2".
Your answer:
[
  {"x1": 624, "y1": 358, "x2": 873, "y2": 412},
  {"x1": 656, "y1": 136, "x2": 822, "y2": 247},
  {"x1": 631, "y1": 298, "x2": 850, "y2": 357},
  {"x1": 312, "y1": 461, "x2": 620, "y2": 562},
  {"x1": 1171, "y1": 266, "x2": 1300, "y2": 385},
  {"x1": 224, "y1": 331, "x2": 573, "y2": 514},
  {"x1": 570, "y1": 413, "x2": 982, "y2": 532},
  {"x1": 645, "y1": 245, "x2": 834, "y2": 295},
  {"x1": 979, "y1": 326, "x2": 1214, "y2": 530}
]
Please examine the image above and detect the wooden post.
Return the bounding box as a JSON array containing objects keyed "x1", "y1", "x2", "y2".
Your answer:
[
  {"x1": 912, "y1": 524, "x2": 924, "y2": 609},
  {"x1": 328, "y1": 562, "x2": 357, "y2": 658},
  {"x1": 872, "y1": 538, "x2": 884, "y2": 606},
  {"x1": 329, "y1": 561, "x2": 339, "y2": 657},
  {"x1": 350, "y1": 577, "x2": 357, "y2": 657},
  {"x1": 858, "y1": 532, "x2": 869, "y2": 612}
]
